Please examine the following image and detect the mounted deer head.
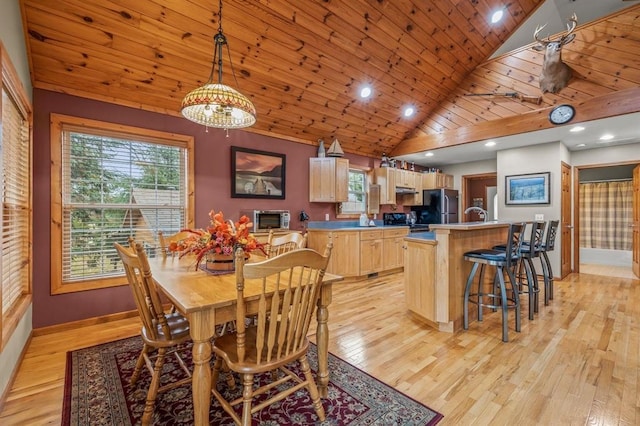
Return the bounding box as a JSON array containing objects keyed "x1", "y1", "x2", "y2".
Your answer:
[{"x1": 532, "y1": 13, "x2": 578, "y2": 94}]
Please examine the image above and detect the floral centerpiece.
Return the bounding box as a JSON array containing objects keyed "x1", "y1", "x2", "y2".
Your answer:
[{"x1": 169, "y1": 210, "x2": 266, "y2": 270}]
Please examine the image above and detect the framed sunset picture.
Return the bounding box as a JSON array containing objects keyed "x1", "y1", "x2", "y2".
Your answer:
[{"x1": 231, "y1": 146, "x2": 286, "y2": 199}]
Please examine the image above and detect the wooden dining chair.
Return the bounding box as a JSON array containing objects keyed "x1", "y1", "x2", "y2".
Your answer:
[
  {"x1": 266, "y1": 230, "x2": 307, "y2": 257},
  {"x1": 114, "y1": 240, "x2": 192, "y2": 426},
  {"x1": 157, "y1": 230, "x2": 193, "y2": 257},
  {"x1": 210, "y1": 243, "x2": 332, "y2": 425}
]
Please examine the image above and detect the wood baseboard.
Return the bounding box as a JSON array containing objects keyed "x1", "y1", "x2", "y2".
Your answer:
[{"x1": 32, "y1": 310, "x2": 140, "y2": 337}]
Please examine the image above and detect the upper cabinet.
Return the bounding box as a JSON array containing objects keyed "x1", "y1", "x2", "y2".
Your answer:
[
  {"x1": 373, "y1": 167, "x2": 397, "y2": 205},
  {"x1": 309, "y1": 157, "x2": 349, "y2": 202},
  {"x1": 422, "y1": 172, "x2": 453, "y2": 190}
]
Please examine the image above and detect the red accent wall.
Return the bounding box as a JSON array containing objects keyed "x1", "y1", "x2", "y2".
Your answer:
[{"x1": 32, "y1": 89, "x2": 387, "y2": 328}]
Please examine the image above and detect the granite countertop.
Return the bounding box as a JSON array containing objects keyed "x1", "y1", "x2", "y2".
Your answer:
[
  {"x1": 307, "y1": 224, "x2": 409, "y2": 232},
  {"x1": 404, "y1": 231, "x2": 436, "y2": 241},
  {"x1": 428, "y1": 221, "x2": 510, "y2": 231}
]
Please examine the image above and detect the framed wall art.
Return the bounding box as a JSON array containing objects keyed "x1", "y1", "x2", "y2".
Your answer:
[
  {"x1": 505, "y1": 172, "x2": 550, "y2": 205},
  {"x1": 231, "y1": 146, "x2": 286, "y2": 199}
]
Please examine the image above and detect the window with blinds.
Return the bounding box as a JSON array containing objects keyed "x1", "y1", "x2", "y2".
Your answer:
[
  {"x1": 1, "y1": 86, "x2": 31, "y2": 317},
  {"x1": 50, "y1": 115, "x2": 194, "y2": 294},
  {"x1": 339, "y1": 169, "x2": 367, "y2": 214},
  {"x1": 1, "y1": 44, "x2": 33, "y2": 350}
]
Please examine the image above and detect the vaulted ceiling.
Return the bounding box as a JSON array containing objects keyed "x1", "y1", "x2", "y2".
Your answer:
[{"x1": 18, "y1": 0, "x2": 640, "y2": 162}]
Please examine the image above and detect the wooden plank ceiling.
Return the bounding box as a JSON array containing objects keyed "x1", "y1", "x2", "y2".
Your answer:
[{"x1": 19, "y1": 0, "x2": 640, "y2": 160}]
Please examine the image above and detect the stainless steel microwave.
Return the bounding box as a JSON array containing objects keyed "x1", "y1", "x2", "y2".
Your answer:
[{"x1": 240, "y1": 210, "x2": 290, "y2": 233}]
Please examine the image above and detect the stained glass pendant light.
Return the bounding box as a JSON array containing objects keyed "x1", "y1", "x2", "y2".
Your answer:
[{"x1": 181, "y1": 0, "x2": 256, "y2": 129}]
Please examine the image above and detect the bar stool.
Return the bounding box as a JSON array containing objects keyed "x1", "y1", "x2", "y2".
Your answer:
[
  {"x1": 463, "y1": 222, "x2": 525, "y2": 342},
  {"x1": 539, "y1": 220, "x2": 559, "y2": 305},
  {"x1": 516, "y1": 221, "x2": 545, "y2": 320}
]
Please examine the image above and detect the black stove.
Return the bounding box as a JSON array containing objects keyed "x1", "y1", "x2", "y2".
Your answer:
[{"x1": 383, "y1": 213, "x2": 430, "y2": 232}]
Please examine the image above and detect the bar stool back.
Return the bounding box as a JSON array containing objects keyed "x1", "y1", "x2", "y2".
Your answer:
[
  {"x1": 463, "y1": 222, "x2": 525, "y2": 342},
  {"x1": 540, "y1": 220, "x2": 559, "y2": 304},
  {"x1": 517, "y1": 221, "x2": 545, "y2": 319}
]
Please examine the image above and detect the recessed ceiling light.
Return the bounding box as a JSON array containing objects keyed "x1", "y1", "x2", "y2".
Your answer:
[
  {"x1": 599, "y1": 134, "x2": 614, "y2": 141},
  {"x1": 491, "y1": 9, "x2": 504, "y2": 24},
  {"x1": 570, "y1": 126, "x2": 585, "y2": 132},
  {"x1": 403, "y1": 106, "x2": 415, "y2": 117},
  {"x1": 485, "y1": 141, "x2": 496, "y2": 147},
  {"x1": 359, "y1": 86, "x2": 372, "y2": 98},
  {"x1": 425, "y1": 152, "x2": 434, "y2": 157},
  {"x1": 575, "y1": 143, "x2": 586, "y2": 148}
]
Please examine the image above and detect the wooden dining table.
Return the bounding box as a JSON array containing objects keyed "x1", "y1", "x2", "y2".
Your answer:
[{"x1": 148, "y1": 254, "x2": 342, "y2": 426}]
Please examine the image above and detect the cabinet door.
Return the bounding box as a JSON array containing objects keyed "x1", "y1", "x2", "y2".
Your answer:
[
  {"x1": 309, "y1": 158, "x2": 349, "y2": 202},
  {"x1": 309, "y1": 158, "x2": 336, "y2": 202},
  {"x1": 374, "y1": 168, "x2": 396, "y2": 204},
  {"x1": 360, "y1": 230, "x2": 384, "y2": 274},
  {"x1": 382, "y1": 228, "x2": 408, "y2": 269},
  {"x1": 422, "y1": 173, "x2": 437, "y2": 189},
  {"x1": 404, "y1": 240, "x2": 437, "y2": 322},
  {"x1": 397, "y1": 169, "x2": 416, "y2": 188},
  {"x1": 307, "y1": 230, "x2": 359, "y2": 276}
]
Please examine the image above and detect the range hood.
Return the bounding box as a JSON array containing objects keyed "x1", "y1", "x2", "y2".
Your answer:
[{"x1": 395, "y1": 186, "x2": 418, "y2": 194}]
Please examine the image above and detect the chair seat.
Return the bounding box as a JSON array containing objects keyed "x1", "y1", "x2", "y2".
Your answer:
[
  {"x1": 213, "y1": 326, "x2": 307, "y2": 374},
  {"x1": 464, "y1": 249, "x2": 517, "y2": 264}
]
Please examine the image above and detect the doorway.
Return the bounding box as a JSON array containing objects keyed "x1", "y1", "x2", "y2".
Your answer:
[
  {"x1": 574, "y1": 162, "x2": 639, "y2": 279},
  {"x1": 461, "y1": 173, "x2": 497, "y2": 222}
]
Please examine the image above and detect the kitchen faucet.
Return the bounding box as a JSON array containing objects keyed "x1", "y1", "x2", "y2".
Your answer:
[{"x1": 464, "y1": 206, "x2": 489, "y2": 222}]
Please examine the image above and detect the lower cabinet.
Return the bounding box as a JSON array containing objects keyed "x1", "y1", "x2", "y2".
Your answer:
[
  {"x1": 382, "y1": 228, "x2": 408, "y2": 269},
  {"x1": 307, "y1": 227, "x2": 408, "y2": 278},
  {"x1": 360, "y1": 230, "x2": 384, "y2": 275},
  {"x1": 307, "y1": 230, "x2": 360, "y2": 277},
  {"x1": 404, "y1": 238, "x2": 437, "y2": 323}
]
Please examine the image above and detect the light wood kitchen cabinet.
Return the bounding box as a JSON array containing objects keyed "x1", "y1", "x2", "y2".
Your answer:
[
  {"x1": 309, "y1": 157, "x2": 349, "y2": 202},
  {"x1": 422, "y1": 172, "x2": 453, "y2": 189},
  {"x1": 359, "y1": 229, "x2": 384, "y2": 275},
  {"x1": 373, "y1": 167, "x2": 396, "y2": 205},
  {"x1": 307, "y1": 227, "x2": 407, "y2": 279},
  {"x1": 383, "y1": 227, "x2": 409, "y2": 269},
  {"x1": 307, "y1": 230, "x2": 360, "y2": 277},
  {"x1": 404, "y1": 238, "x2": 437, "y2": 324},
  {"x1": 402, "y1": 174, "x2": 423, "y2": 206},
  {"x1": 395, "y1": 169, "x2": 416, "y2": 188}
]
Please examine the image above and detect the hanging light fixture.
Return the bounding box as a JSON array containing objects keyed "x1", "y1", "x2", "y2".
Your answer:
[{"x1": 181, "y1": 0, "x2": 256, "y2": 130}]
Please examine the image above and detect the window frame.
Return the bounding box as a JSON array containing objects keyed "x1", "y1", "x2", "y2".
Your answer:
[
  {"x1": 337, "y1": 166, "x2": 370, "y2": 217},
  {"x1": 1, "y1": 43, "x2": 33, "y2": 350},
  {"x1": 50, "y1": 114, "x2": 194, "y2": 294}
]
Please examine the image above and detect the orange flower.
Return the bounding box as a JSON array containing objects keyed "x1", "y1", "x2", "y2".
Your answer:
[{"x1": 169, "y1": 210, "x2": 266, "y2": 269}]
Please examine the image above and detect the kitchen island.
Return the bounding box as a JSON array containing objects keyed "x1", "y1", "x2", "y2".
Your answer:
[{"x1": 404, "y1": 222, "x2": 509, "y2": 332}]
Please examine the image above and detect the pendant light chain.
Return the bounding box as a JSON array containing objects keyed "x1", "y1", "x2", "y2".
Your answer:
[{"x1": 180, "y1": 0, "x2": 256, "y2": 129}]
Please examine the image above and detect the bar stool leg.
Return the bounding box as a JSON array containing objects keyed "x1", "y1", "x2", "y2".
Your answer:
[
  {"x1": 464, "y1": 262, "x2": 480, "y2": 330},
  {"x1": 505, "y1": 265, "x2": 521, "y2": 333},
  {"x1": 495, "y1": 266, "x2": 509, "y2": 342},
  {"x1": 542, "y1": 251, "x2": 554, "y2": 303},
  {"x1": 477, "y1": 264, "x2": 486, "y2": 321}
]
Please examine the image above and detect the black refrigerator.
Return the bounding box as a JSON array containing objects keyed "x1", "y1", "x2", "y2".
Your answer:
[{"x1": 411, "y1": 189, "x2": 459, "y2": 225}]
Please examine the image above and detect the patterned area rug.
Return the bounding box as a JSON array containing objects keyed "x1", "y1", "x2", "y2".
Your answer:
[{"x1": 62, "y1": 336, "x2": 443, "y2": 425}]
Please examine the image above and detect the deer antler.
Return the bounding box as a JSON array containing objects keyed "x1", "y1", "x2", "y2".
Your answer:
[
  {"x1": 534, "y1": 13, "x2": 578, "y2": 45},
  {"x1": 534, "y1": 23, "x2": 549, "y2": 44},
  {"x1": 559, "y1": 13, "x2": 578, "y2": 43}
]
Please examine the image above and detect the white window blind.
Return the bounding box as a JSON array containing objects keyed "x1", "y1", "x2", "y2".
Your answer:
[
  {"x1": 340, "y1": 169, "x2": 367, "y2": 214},
  {"x1": 1, "y1": 88, "x2": 31, "y2": 315},
  {"x1": 60, "y1": 127, "x2": 187, "y2": 283}
]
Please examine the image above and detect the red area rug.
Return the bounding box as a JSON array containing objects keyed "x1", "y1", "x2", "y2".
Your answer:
[{"x1": 62, "y1": 336, "x2": 443, "y2": 425}]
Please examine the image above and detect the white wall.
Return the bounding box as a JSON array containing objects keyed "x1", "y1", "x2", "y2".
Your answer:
[
  {"x1": 0, "y1": 0, "x2": 32, "y2": 401},
  {"x1": 497, "y1": 142, "x2": 565, "y2": 275},
  {"x1": 571, "y1": 143, "x2": 640, "y2": 166}
]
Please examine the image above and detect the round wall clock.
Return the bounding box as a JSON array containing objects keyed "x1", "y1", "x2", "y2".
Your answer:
[{"x1": 549, "y1": 104, "x2": 575, "y2": 125}]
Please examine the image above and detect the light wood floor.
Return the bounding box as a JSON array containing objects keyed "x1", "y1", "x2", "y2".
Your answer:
[{"x1": 1, "y1": 269, "x2": 639, "y2": 425}]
